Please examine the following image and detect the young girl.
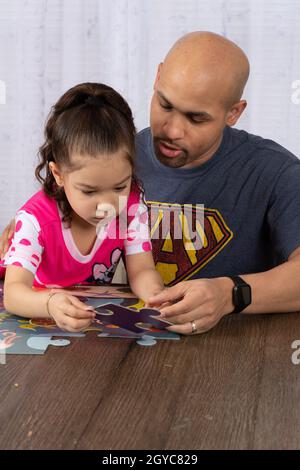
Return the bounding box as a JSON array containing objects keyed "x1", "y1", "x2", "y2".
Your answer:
[{"x1": 1, "y1": 82, "x2": 164, "y2": 332}]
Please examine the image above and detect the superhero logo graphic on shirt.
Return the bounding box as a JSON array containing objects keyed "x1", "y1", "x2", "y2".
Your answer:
[{"x1": 148, "y1": 201, "x2": 233, "y2": 286}]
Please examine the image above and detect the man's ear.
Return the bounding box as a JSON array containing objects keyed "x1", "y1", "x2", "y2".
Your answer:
[
  {"x1": 226, "y1": 100, "x2": 247, "y2": 127},
  {"x1": 153, "y1": 62, "x2": 163, "y2": 90},
  {"x1": 49, "y1": 162, "x2": 64, "y2": 187}
]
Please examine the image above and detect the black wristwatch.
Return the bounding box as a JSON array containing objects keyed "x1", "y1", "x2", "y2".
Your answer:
[{"x1": 228, "y1": 275, "x2": 252, "y2": 313}]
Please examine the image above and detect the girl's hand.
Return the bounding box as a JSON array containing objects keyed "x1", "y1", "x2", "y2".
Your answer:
[
  {"x1": 144, "y1": 287, "x2": 170, "y2": 309},
  {"x1": 47, "y1": 293, "x2": 96, "y2": 332}
]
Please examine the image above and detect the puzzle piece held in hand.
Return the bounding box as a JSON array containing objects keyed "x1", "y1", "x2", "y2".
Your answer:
[{"x1": 94, "y1": 303, "x2": 172, "y2": 334}]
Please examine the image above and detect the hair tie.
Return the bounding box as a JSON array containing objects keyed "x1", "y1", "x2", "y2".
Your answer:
[
  {"x1": 85, "y1": 95, "x2": 106, "y2": 106},
  {"x1": 85, "y1": 94, "x2": 129, "y2": 120}
]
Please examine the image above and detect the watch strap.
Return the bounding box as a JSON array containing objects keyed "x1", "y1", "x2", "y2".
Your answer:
[
  {"x1": 228, "y1": 275, "x2": 251, "y2": 314},
  {"x1": 229, "y1": 275, "x2": 247, "y2": 288}
]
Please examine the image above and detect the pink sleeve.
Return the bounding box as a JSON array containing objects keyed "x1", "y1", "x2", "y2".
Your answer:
[
  {"x1": 3, "y1": 211, "x2": 44, "y2": 275},
  {"x1": 124, "y1": 193, "x2": 152, "y2": 256}
]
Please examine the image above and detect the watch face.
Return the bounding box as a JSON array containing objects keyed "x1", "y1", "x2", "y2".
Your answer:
[
  {"x1": 234, "y1": 285, "x2": 251, "y2": 307},
  {"x1": 241, "y1": 285, "x2": 251, "y2": 305}
]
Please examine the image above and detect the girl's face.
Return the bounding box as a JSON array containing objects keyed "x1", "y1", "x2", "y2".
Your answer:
[{"x1": 50, "y1": 148, "x2": 133, "y2": 228}]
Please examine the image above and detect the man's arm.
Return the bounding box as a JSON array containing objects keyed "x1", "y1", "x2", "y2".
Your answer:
[
  {"x1": 0, "y1": 219, "x2": 15, "y2": 258},
  {"x1": 241, "y1": 246, "x2": 300, "y2": 313},
  {"x1": 148, "y1": 246, "x2": 300, "y2": 334}
]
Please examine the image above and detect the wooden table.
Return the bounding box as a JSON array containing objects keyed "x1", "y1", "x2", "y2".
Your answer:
[{"x1": 1, "y1": 311, "x2": 300, "y2": 450}]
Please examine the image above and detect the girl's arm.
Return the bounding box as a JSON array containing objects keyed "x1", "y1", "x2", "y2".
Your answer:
[
  {"x1": 4, "y1": 265, "x2": 95, "y2": 331},
  {"x1": 4, "y1": 265, "x2": 52, "y2": 318},
  {"x1": 125, "y1": 251, "x2": 164, "y2": 302}
]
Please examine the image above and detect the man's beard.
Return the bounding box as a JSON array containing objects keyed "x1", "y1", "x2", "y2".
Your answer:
[{"x1": 153, "y1": 138, "x2": 189, "y2": 168}]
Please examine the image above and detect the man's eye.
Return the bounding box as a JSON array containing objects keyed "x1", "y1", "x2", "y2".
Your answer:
[
  {"x1": 160, "y1": 102, "x2": 172, "y2": 111},
  {"x1": 115, "y1": 186, "x2": 126, "y2": 192},
  {"x1": 189, "y1": 117, "x2": 207, "y2": 124}
]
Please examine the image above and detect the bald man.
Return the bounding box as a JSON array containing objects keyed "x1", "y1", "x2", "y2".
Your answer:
[{"x1": 135, "y1": 32, "x2": 300, "y2": 334}]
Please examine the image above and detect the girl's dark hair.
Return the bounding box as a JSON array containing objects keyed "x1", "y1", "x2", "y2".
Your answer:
[{"x1": 35, "y1": 82, "x2": 136, "y2": 225}]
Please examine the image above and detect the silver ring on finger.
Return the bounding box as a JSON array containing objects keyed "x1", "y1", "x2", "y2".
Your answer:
[{"x1": 191, "y1": 320, "x2": 197, "y2": 334}]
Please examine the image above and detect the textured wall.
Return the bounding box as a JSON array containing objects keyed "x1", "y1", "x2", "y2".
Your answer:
[{"x1": 0, "y1": 0, "x2": 300, "y2": 229}]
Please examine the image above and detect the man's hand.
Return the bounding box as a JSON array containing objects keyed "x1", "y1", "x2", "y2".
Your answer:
[
  {"x1": 48, "y1": 293, "x2": 96, "y2": 332},
  {"x1": 0, "y1": 219, "x2": 15, "y2": 259},
  {"x1": 147, "y1": 278, "x2": 235, "y2": 335}
]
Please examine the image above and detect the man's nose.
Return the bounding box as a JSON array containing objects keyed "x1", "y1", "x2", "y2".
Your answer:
[{"x1": 163, "y1": 113, "x2": 185, "y2": 140}]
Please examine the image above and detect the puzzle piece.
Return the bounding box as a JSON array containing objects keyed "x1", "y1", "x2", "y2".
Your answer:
[
  {"x1": 80, "y1": 297, "x2": 124, "y2": 309},
  {"x1": 94, "y1": 303, "x2": 172, "y2": 334},
  {"x1": 0, "y1": 330, "x2": 70, "y2": 355},
  {"x1": 145, "y1": 330, "x2": 180, "y2": 340},
  {"x1": 138, "y1": 308, "x2": 173, "y2": 329},
  {"x1": 0, "y1": 318, "x2": 85, "y2": 337},
  {"x1": 136, "y1": 335, "x2": 157, "y2": 347},
  {"x1": 53, "y1": 284, "x2": 136, "y2": 299},
  {"x1": 27, "y1": 337, "x2": 70, "y2": 351},
  {"x1": 97, "y1": 329, "x2": 139, "y2": 339}
]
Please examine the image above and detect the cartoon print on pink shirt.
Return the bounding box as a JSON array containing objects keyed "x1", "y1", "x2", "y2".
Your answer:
[{"x1": 89, "y1": 248, "x2": 122, "y2": 284}]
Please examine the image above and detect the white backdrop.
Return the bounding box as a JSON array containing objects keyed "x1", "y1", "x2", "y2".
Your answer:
[{"x1": 0, "y1": 0, "x2": 300, "y2": 231}]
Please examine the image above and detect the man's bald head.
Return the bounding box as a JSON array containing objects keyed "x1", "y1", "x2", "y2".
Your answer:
[
  {"x1": 161, "y1": 31, "x2": 250, "y2": 108},
  {"x1": 150, "y1": 32, "x2": 249, "y2": 168}
]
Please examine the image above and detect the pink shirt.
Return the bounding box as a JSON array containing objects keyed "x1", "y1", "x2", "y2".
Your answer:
[{"x1": 0, "y1": 186, "x2": 151, "y2": 288}]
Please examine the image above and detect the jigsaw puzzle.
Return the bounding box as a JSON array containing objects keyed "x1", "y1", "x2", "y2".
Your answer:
[{"x1": 0, "y1": 282, "x2": 180, "y2": 354}]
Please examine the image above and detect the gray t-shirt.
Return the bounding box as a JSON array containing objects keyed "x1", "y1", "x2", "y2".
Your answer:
[{"x1": 135, "y1": 126, "x2": 300, "y2": 285}]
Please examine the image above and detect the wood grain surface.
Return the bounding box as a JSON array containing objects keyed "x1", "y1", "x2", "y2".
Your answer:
[{"x1": 1, "y1": 312, "x2": 300, "y2": 450}]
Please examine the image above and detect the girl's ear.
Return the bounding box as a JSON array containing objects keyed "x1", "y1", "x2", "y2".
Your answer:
[{"x1": 49, "y1": 162, "x2": 64, "y2": 187}]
